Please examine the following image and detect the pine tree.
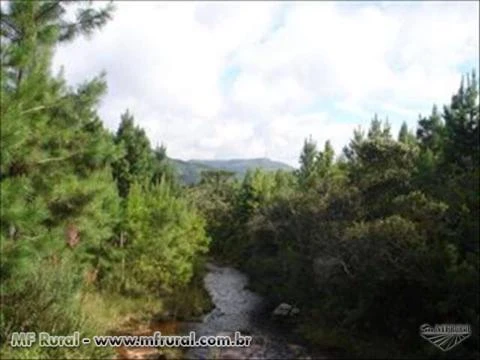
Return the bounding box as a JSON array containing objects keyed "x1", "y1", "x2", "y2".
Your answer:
[
  {"x1": 317, "y1": 140, "x2": 335, "y2": 178},
  {"x1": 438, "y1": 70, "x2": 480, "y2": 254},
  {"x1": 367, "y1": 114, "x2": 391, "y2": 140},
  {"x1": 382, "y1": 117, "x2": 392, "y2": 139},
  {"x1": 297, "y1": 136, "x2": 319, "y2": 189},
  {"x1": 367, "y1": 114, "x2": 382, "y2": 139},
  {"x1": 398, "y1": 121, "x2": 417, "y2": 145},
  {"x1": 1, "y1": 0, "x2": 118, "y2": 261},
  {"x1": 1, "y1": 0, "x2": 118, "y2": 349},
  {"x1": 416, "y1": 105, "x2": 444, "y2": 153},
  {"x1": 151, "y1": 144, "x2": 177, "y2": 188},
  {"x1": 123, "y1": 181, "x2": 209, "y2": 294},
  {"x1": 398, "y1": 122, "x2": 409, "y2": 143},
  {"x1": 1, "y1": 1, "x2": 114, "y2": 90},
  {"x1": 343, "y1": 126, "x2": 365, "y2": 162},
  {"x1": 443, "y1": 70, "x2": 479, "y2": 170},
  {"x1": 112, "y1": 110, "x2": 154, "y2": 197}
]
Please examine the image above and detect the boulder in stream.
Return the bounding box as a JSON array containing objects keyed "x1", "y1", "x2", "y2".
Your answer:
[{"x1": 272, "y1": 303, "x2": 300, "y2": 317}]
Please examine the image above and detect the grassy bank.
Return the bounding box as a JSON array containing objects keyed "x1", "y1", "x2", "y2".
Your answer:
[{"x1": 0, "y1": 260, "x2": 213, "y2": 360}]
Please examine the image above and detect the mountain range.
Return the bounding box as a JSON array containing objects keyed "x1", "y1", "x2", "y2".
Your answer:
[{"x1": 169, "y1": 158, "x2": 294, "y2": 184}]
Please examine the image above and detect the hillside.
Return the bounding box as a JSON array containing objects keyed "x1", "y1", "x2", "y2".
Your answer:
[
  {"x1": 169, "y1": 158, "x2": 294, "y2": 184},
  {"x1": 168, "y1": 158, "x2": 214, "y2": 185}
]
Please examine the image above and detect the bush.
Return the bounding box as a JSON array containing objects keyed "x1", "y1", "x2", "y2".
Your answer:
[
  {"x1": 0, "y1": 250, "x2": 113, "y2": 359},
  {"x1": 107, "y1": 181, "x2": 210, "y2": 296}
]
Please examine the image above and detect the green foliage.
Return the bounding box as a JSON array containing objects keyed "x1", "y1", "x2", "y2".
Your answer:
[
  {"x1": 112, "y1": 110, "x2": 154, "y2": 197},
  {"x1": 1, "y1": 1, "x2": 114, "y2": 91},
  {"x1": 367, "y1": 113, "x2": 391, "y2": 140},
  {"x1": 398, "y1": 121, "x2": 417, "y2": 145},
  {"x1": 443, "y1": 71, "x2": 479, "y2": 171},
  {"x1": 417, "y1": 105, "x2": 445, "y2": 154},
  {"x1": 297, "y1": 136, "x2": 319, "y2": 189},
  {"x1": 113, "y1": 181, "x2": 210, "y2": 295},
  {"x1": 0, "y1": 2, "x2": 122, "y2": 357},
  {"x1": 1, "y1": 3, "x2": 210, "y2": 359},
  {"x1": 1, "y1": 0, "x2": 121, "y2": 274},
  {"x1": 429, "y1": 70, "x2": 480, "y2": 256},
  {"x1": 192, "y1": 72, "x2": 479, "y2": 358},
  {"x1": 152, "y1": 144, "x2": 178, "y2": 188},
  {"x1": 238, "y1": 169, "x2": 277, "y2": 214},
  {"x1": 187, "y1": 170, "x2": 239, "y2": 258},
  {"x1": 2, "y1": 2, "x2": 478, "y2": 359},
  {"x1": 168, "y1": 158, "x2": 293, "y2": 185},
  {"x1": 0, "y1": 250, "x2": 114, "y2": 359},
  {"x1": 1, "y1": 253, "x2": 83, "y2": 342}
]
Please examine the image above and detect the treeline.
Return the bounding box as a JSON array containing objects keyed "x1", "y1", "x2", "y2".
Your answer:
[
  {"x1": 190, "y1": 78, "x2": 479, "y2": 357},
  {"x1": 1, "y1": 2, "x2": 208, "y2": 359}
]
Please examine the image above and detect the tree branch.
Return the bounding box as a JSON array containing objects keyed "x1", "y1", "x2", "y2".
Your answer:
[
  {"x1": 339, "y1": 259, "x2": 354, "y2": 278},
  {"x1": 35, "y1": 152, "x2": 83, "y2": 165}
]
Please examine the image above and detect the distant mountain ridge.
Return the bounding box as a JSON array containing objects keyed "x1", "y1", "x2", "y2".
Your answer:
[{"x1": 169, "y1": 157, "x2": 294, "y2": 184}]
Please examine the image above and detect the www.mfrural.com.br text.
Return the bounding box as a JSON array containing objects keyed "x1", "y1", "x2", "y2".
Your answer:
[{"x1": 10, "y1": 331, "x2": 252, "y2": 348}]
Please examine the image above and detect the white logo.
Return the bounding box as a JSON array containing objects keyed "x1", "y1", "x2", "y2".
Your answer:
[{"x1": 420, "y1": 323, "x2": 471, "y2": 351}]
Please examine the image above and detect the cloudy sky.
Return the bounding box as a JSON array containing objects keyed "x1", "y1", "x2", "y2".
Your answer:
[{"x1": 52, "y1": 1, "x2": 479, "y2": 167}]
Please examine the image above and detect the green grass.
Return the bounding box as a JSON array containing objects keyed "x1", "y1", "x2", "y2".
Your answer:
[{"x1": 80, "y1": 290, "x2": 165, "y2": 331}]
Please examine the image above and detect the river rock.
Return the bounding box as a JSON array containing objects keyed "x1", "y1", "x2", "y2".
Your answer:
[
  {"x1": 273, "y1": 303, "x2": 292, "y2": 316},
  {"x1": 272, "y1": 303, "x2": 300, "y2": 317},
  {"x1": 185, "y1": 264, "x2": 319, "y2": 359},
  {"x1": 290, "y1": 306, "x2": 300, "y2": 316}
]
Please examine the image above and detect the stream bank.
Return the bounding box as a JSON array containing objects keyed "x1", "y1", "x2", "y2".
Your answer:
[{"x1": 113, "y1": 263, "x2": 329, "y2": 359}]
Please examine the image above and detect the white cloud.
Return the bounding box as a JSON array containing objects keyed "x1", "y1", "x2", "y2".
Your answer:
[
  {"x1": 52, "y1": 1, "x2": 479, "y2": 167},
  {"x1": 263, "y1": 112, "x2": 358, "y2": 166},
  {"x1": 231, "y1": 72, "x2": 314, "y2": 113}
]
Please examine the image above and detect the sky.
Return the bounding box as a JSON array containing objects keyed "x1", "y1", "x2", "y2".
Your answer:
[{"x1": 52, "y1": 1, "x2": 480, "y2": 167}]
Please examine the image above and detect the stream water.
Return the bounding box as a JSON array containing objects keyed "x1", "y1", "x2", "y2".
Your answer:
[
  {"x1": 115, "y1": 263, "x2": 326, "y2": 359},
  {"x1": 183, "y1": 263, "x2": 317, "y2": 359}
]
